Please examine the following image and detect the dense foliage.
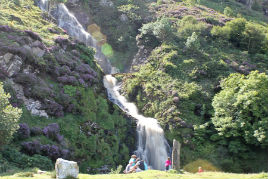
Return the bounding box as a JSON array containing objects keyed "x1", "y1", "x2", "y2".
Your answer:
[
  {"x1": 212, "y1": 71, "x2": 268, "y2": 146},
  {"x1": 0, "y1": 83, "x2": 22, "y2": 146}
]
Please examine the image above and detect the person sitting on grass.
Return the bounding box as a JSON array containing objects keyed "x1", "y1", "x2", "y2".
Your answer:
[
  {"x1": 129, "y1": 155, "x2": 137, "y2": 166},
  {"x1": 126, "y1": 162, "x2": 142, "y2": 173},
  {"x1": 124, "y1": 155, "x2": 137, "y2": 173},
  {"x1": 139, "y1": 159, "x2": 148, "y2": 170}
]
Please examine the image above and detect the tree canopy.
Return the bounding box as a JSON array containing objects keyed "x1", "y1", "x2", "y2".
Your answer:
[{"x1": 212, "y1": 71, "x2": 268, "y2": 146}]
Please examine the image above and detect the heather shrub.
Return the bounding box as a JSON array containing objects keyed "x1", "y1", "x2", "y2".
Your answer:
[
  {"x1": 21, "y1": 140, "x2": 41, "y2": 155},
  {"x1": 43, "y1": 123, "x2": 60, "y2": 140},
  {"x1": 17, "y1": 123, "x2": 30, "y2": 139}
]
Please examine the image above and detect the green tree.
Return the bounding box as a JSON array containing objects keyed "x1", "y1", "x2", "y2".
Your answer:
[
  {"x1": 0, "y1": 82, "x2": 22, "y2": 146},
  {"x1": 242, "y1": 23, "x2": 267, "y2": 54},
  {"x1": 224, "y1": 6, "x2": 235, "y2": 17},
  {"x1": 185, "y1": 32, "x2": 201, "y2": 50},
  {"x1": 212, "y1": 71, "x2": 268, "y2": 146}
]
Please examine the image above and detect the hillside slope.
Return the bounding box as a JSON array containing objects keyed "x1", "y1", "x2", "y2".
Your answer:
[
  {"x1": 118, "y1": 0, "x2": 268, "y2": 173},
  {"x1": 0, "y1": 0, "x2": 135, "y2": 174}
]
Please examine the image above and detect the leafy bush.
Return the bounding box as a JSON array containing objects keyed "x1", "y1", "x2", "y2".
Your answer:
[
  {"x1": 185, "y1": 32, "x2": 200, "y2": 50},
  {"x1": 212, "y1": 71, "x2": 268, "y2": 146},
  {"x1": 177, "y1": 16, "x2": 208, "y2": 39},
  {"x1": 211, "y1": 18, "x2": 267, "y2": 54},
  {"x1": 140, "y1": 18, "x2": 173, "y2": 45},
  {"x1": 183, "y1": 159, "x2": 220, "y2": 173},
  {"x1": 224, "y1": 6, "x2": 235, "y2": 17},
  {"x1": 0, "y1": 82, "x2": 22, "y2": 146}
]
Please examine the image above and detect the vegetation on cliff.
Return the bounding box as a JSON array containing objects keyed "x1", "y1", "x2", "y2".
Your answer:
[
  {"x1": 119, "y1": 0, "x2": 268, "y2": 173},
  {"x1": 0, "y1": 0, "x2": 134, "y2": 174}
]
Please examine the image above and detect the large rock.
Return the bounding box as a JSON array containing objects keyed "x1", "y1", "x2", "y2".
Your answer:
[
  {"x1": 172, "y1": 139, "x2": 181, "y2": 171},
  {"x1": 0, "y1": 54, "x2": 22, "y2": 77},
  {"x1": 7, "y1": 55, "x2": 22, "y2": 77},
  {"x1": 55, "y1": 158, "x2": 79, "y2": 179}
]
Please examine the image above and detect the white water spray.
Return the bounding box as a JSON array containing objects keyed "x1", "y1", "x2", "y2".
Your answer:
[
  {"x1": 103, "y1": 75, "x2": 169, "y2": 170},
  {"x1": 38, "y1": 0, "x2": 112, "y2": 74}
]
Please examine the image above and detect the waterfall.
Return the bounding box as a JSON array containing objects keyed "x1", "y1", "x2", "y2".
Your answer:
[
  {"x1": 103, "y1": 75, "x2": 170, "y2": 170},
  {"x1": 39, "y1": 0, "x2": 49, "y2": 11},
  {"x1": 38, "y1": 0, "x2": 170, "y2": 170},
  {"x1": 37, "y1": 0, "x2": 112, "y2": 74}
]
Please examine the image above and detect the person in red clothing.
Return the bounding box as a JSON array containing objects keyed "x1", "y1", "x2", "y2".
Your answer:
[
  {"x1": 165, "y1": 157, "x2": 172, "y2": 171},
  {"x1": 198, "y1": 166, "x2": 203, "y2": 173}
]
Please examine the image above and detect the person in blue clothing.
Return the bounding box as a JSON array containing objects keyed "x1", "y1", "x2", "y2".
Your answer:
[
  {"x1": 129, "y1": 155, "x2": 137, "y2": 166},
  {"x1": 124, "y1": 155, "x2": 137, "y2": 173},
  {"x1": 138, "y1": 159, "x2": 148, "y2": 171}
]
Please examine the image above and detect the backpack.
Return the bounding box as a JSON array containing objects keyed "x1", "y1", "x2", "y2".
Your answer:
[{"x1": 139, "y1": 160, "x2": 145, "y2": 170}]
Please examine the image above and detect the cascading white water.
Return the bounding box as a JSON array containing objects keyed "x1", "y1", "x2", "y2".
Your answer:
[
  {"x1": 38, "y1": 0, "x2": 112, "y2": 74},
  {"x1": 38, "y1": 0, "x2": 170, "y2": 170},
  {"x1": 39, "y1": 0, "x2": 49, "y2": 11},
  {"x1": 103, "y1": 75, "x2": 169, "y2": 170}
]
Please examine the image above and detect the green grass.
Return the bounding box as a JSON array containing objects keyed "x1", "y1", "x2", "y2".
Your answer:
[
  {"x1": 0, "y1": 170, "x2": 267, "y2": 179},
  {"x1": 0, "y1": 0, "x2": 67, "y2": 45}
]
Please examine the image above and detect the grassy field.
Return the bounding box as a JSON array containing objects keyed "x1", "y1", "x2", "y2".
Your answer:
[{"x1": 0, "y1": 170, "x2": 267, "y2": 179}]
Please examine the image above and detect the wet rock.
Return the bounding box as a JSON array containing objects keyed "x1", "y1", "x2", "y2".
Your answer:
[{"x1": 55, "y1": 158, "x2": 79, "y2": 179}]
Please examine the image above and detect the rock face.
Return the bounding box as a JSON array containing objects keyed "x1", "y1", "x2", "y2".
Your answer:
[
  {"x1": 55, "y1": 158, "x2": 79, "y2": 179},
  {"x1": 0, "y1": 53, "x2": 22, "y2": 77}
]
